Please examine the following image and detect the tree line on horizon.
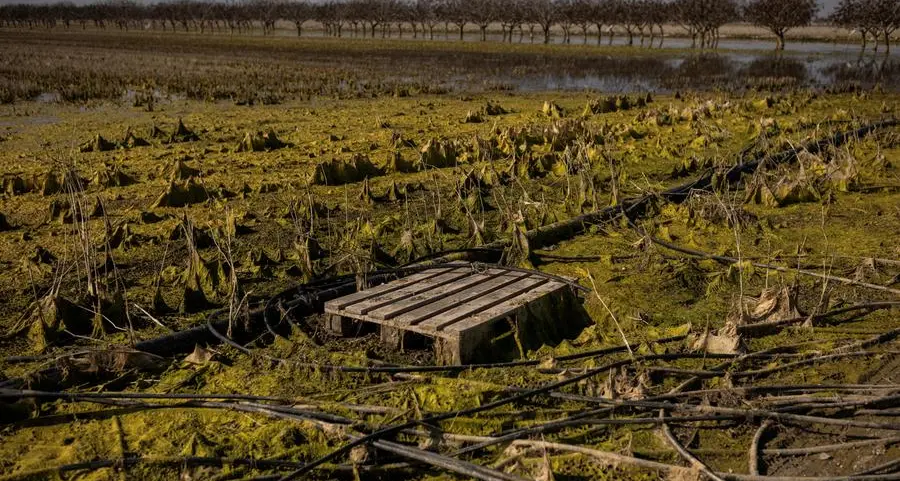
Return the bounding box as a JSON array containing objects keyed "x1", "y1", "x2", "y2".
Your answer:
[{"x1": 0, "y1": 0, "x2": 897, "y2": 51}]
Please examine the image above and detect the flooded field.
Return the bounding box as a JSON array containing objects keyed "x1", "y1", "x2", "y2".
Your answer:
[
  {"x1": 1, "y1": 29, "x2": 898, "y2": 107},
  {"x1": 1, "y1": 25, "x2": 900, "y2": 481}
]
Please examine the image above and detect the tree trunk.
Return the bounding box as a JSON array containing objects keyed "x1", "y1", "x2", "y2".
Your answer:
[
  {"x1": 543, "y1": 25, "x2": 551, "y2": 44},
  {"x1": 885, "y1": 31, "x2": 891, "y2": 55},
  {"x1": 595, "y1": 23, "x2": 603, "y2": 44}
]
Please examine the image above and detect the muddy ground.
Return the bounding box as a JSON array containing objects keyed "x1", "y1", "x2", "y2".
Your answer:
[{"x1": 1, "y1": 31, "x2": 900, "y2": 481}]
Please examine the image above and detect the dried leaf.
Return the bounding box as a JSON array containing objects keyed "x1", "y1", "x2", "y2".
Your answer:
[
  {"x1": 184, "y1": 344, "x2": 215, "y2": 365},
  {"x1": 538, "y1": 357, "x2": 558, "y2": 370},
  {"x1": 349, "y1": 445, "x2": 370, "y2": 465},
  {"x1": 689, "y1": 331, "x2": 744, "y2": 355},
  {"x1": 535, "y1": 449, "x2": 556, "y2": 481}
]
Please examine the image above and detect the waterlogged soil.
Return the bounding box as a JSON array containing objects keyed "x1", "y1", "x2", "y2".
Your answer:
[
  {"x1": 0, "y1": 89, "x2": 899, "y2": 480},
  {"x1": 2, "y1": 29, "x2": 900, "y2": 106}
]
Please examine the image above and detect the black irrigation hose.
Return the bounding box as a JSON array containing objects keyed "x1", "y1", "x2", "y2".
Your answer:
[
  {"x1": 0, "y1": 456, "x2": 307, "y2": 481},
  {"x1": 272, "y1": 355, "x2": 645, "y2": 481},
  {"x1": 210, "y1": 303, "x2": 689, "y2": 373},
  {"x1": 736, "y1": 302, "x2": 900, "y2": 336}
]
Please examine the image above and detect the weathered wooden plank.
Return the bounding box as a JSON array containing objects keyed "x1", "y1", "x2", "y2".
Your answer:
[
  {"x1": 324, "y1": 267, "x2": 454, "y2": 312},
  {"x1": 340, "y1": 268, "x2": 472, "y2": 316},
  {"x1": 415, "y1": 275, "x2": 549, "y2": 331},
  {"x1": 367, "y1": 269, "x2": 522, "y2": 322},
  {"x1": 322, "y1": 264, "x2": 580, "y2": 364},
  {"x1": 326, "y1": 314, "x2": 360, "y2": 336},
  {"x1": 442, "y1": 280, "x2": 567, "y2": 334},
  {"x1": 382, "y1": 271, "x2": 532, "y2": 326}
]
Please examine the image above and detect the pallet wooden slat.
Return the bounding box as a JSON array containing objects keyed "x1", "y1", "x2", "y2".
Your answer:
[
  {"x1": 370, "y1": 269, "x2": 526, "y2": 322},
  {"x1": 341, "y1": 268, "x2": 471, "y2": 316},
  {"x1": 415, "y1": 275, "x2": 549, "y2": 331},
  {"x1": 443, "y1": 280, "x2": 566, "y2": 334},
  {"x1": 324, "y1": 264, "x2": 574, "y2": 364},
  {"x1": 326, "y1": 267, "x2": 455, "y2": 310}
]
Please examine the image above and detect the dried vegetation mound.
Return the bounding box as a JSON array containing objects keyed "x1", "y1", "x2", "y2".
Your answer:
[
  {"x1": 8, "y1": 291, "x2": 127, "y2": 353},
  {"x1": 166, "y1": 118, "x2": 200, "y2": 143},
  {"x1": 0, "y1": 212, "x2": 13, "y2": 231},
  {"x1": 744, "y1": 147, "x2": 867, "y2": 208},
  {"x1": 418, "y1": 138, "x2": 461, "y2": 169},
  {"x1": 152, "y1": 179, "x2": 209, "y2": 208},
  {"x1": 236, "y1": 130, "x2": 288, "y2": 152},
  {"x1": 384, "y1": 151, "x2": 417, "y2": 174},
  {"x1": 106, "y1": 222, "x2": 143, "y2": 250},
  {"x1": 583, "y1": 94, "x2": 651, "y2": 116},
  {"x1": 542, "y1": 100, "x2": 565, "y2": 118},
  {"x1": 91, "y1": 163, "x2": 138, "y2": 188},
  {"x1": 310, "y1": 154, "x2": 383, "y2": 186},
  {"x1": 5, "y1": 170, "x2": 89, "y2": 196},
  {"x1": 79, "y1": 134, "x2": 117, "y2": 153},
  {"x1": 162, "y1": 158, "x2": 201, "y2": 181},
  {"x1": 121, "y1": 127, "x2": 151, "y2": 148},
  {"x1": 47, "y1": 196, "x2": 105, "y2": 224}
]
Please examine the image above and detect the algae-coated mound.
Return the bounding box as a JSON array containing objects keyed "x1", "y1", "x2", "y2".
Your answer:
[
  {"x1": 583, "y1": 94, "x2": 649, "y2": 116},
  {"x1": 47, "y1": 197, "x2": 105, "y2": 224},
  {"x1": 485, "y1": 102, "x2": 508, "y2": 116},
  {"x1": 106, "y1": 222, "x2": 141, "y2": 250},
  {"x1": 236, "y1": 130, "x2": 288, "y2": 152},
  {"x1": 166, "y1": 118, "x2": 200, "y2": 143},
  {"x1": 542, "y1": 100, "x2": 565, "y2": 118},
  {"x1": 384, "y1": 151, "x2": 417, "y2": 173},
  {"x1": 36, "y1": 170, "x2": 87, "y2": 196},
  {"x1": 163, "y1": 158, "x2": 201, "y2": 181},
  {"x1": 91, "y1": 164, "x2": 138, "y2": 188},
  {"x1": 464, "y1": 110, "x2": 485, "y2": 124},
  {"x1": 773, "y1": 181, "x2": 821, "y2": 206},
  {"x1": 122, "y1": 128, "x2": 151, "y2": 148},
  {"x1": 47, "y1": 199, "x2": 73, "y2": 224},
  {"x1": 152, "y1": 180, "x2": 210, "y2": 208},
  {"x1": 418, "y1": 138, "x2": 460, "y2": 169},
  {"x1": 148, "y1": 124, "x2": 167, "y2": 139},
  {"x1": 0, "y1": 212, "x2": 13, "y2": 231},
  {"x1": 2, "y1": 174, "x2": 28, "y2": 195},
  {"x1": 79, "y1": 134, "x2": 117, "y2": 153},
  {"x1": 310, "y1": 154, "x2": 383, "y2": 186},
  {"x1": 21, "y1": 295, "x2": 92, "y2": 353}
]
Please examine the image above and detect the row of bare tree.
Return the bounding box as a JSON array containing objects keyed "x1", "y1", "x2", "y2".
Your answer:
[
  {"x1": 832, "y1": 0, "x2": 900, "y2": 53},
  {"x1": 0, "y1": 0, "x2": 893, "y2": 51}
]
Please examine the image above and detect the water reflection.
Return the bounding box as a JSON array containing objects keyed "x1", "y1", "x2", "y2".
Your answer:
[{"x1": 452, "y1": 52, "x2": 900, "y2": 93}]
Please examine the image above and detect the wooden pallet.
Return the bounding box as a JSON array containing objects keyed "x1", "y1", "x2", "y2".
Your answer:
[{"x1": 323, "y1": 264, "x2": 571, "y2": 365}]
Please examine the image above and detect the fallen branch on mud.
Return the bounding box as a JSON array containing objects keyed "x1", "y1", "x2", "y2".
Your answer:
[
  {"x1": 0, "y1": 456, "x2": 308, "y2": 481},
  {"x1": 637, "y1": 229, "x2": 900, "y2": 297}
]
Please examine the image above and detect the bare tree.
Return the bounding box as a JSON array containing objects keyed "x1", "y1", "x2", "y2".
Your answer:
[
  {"x1": 283, "y1": 0, "x2": 311, "y2": 36},
  {"x1": 416, "y1": 0, "x2": 441, "y2": 39},
  {"x1": 467, "y1": 0, "x2": 498, "y2": 41},
  {"x1": 832, "y1": 0, "x2": 876, "y2": 51},
  {"x1": 525, "y1": 0, "x2": 558, "y2": 43},
  {"x1": 744, "y1": 0, "x2": 817, "y2": 50},
  {"x1": 871, "y1": 0, "x2": 900, "y2": 54},
  {"x1": 497, "y1": 0, "x2": 526, "y2": 42}
]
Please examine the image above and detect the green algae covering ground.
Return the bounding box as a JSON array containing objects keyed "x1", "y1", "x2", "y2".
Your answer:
[{"x1": 1, "y1": 81, "x2": 899, "y2": 481}]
